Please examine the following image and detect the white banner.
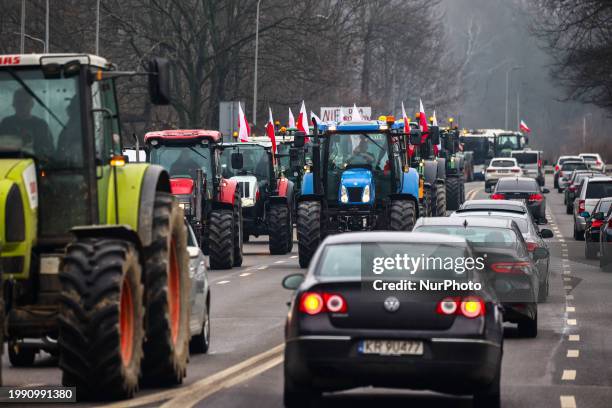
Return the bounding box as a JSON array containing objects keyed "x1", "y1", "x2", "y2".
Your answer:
[{"x1": 320, "y1": 106, "x2": 372, "y2": 122}]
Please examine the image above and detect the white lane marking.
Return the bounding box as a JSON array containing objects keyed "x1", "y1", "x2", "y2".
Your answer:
[
  {"x1": 217, "y1": 280, "x2": 230, "y2": 285},
  {"x1": 561, "y1": 243, "x2": 568, "y2": 247},
  {"x1": 239, "y1": 272, "x2": 252, "y2": 277},
  {"x1": 567, "y1": 294, "x2": 574, "y2": 300},
  {"x1": 274, "y1": 260, "x2": 286, "y2": 264},
  {"x1": 566, "y1": 306, "x2": 575, "y2": 312},
  {"x1": 563, "y1": 270, "x2": 571, "y2": 275},
  {"x1": 257, "y1": 265, "x2": 268, "y2": 270},
  {"x1": 560, "y1": 395, "x2": 577, "y2": 408},
  {"x1": 562, "y1": 370, "x2": 577, "y2": 380},
  {"x1": 564, "y1": 277, "x2": 571, "y2": 282},
  {"x1": 564, "y1": 285, "x2": 573, "y2": 290},
  {"x1": 569, "y1": 334, "x2": 580, "y2": 342},
  {"x1": 567, "y1": 319, "x2": 577, "y2": 326},
  {"x1": 559, "y1": 239, "x2": 566, "y2": 242},
  {"x1": 567, "y1": 350, "x2": 579, "y2": 358},
  {"x1": 290, "y1": 255, "x2": 298, "y2": 259}
]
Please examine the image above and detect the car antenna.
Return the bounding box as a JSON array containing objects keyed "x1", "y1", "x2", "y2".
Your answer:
[{"x1": 463, "y1": 219, "x2": 468, "y2": 228}]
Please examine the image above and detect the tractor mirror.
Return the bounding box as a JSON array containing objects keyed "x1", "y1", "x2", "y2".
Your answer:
[
  {"x1": 293, "y1": 131, "x2": 306, "y2": 148},
  {"x1": 231, "y1": 152, "x2": 244, "y2": 169},
  {"x1": 430, "y1": 126, "x2": 440, "y2": 146},
  {"x1": 409, "y1": 129, "x2": 421, "y2": 145},
  {"x1": 148, "y1": 57, "x2": 171, "y2": 105}
]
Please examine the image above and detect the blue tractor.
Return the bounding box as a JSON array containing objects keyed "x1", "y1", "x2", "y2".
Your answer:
[{"x1": 296, "y1": 117, "x2": 421, "y2": 267}]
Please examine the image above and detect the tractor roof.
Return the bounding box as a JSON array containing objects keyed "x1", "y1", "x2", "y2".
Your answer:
[
  {"x1": 318, "y1": 120, "x2": 391, "y2": 133},
  {"x1": 144, "y1": 129, "x2": 222, "y2": 143},
  {"x1": 0, "y1": 53, "x2": 111, "y2": 69}
]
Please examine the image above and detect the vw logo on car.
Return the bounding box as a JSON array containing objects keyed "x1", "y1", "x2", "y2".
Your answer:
[{"x1": 383, "y1": 296, "x2": 400, "y2": 312}]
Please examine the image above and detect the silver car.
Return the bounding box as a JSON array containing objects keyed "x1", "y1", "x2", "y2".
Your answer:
[
  {"x1": 186, "y1": 221, "x2": 211, "y2": 353},
  {"x1": 573, "y1": 176, "x2": 612, "y2": 241}
]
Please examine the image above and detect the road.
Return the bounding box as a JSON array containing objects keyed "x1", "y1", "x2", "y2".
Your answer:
[{"x1": 4, "y1": 175, "x2": 612, "y2": 408}]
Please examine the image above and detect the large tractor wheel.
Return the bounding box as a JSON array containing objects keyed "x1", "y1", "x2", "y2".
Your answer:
[
  {"x1": 436, "y1": 183, "x2": 447, "y2": 216},
  {"x1": 0, "y1": 268, "x2": 3, "y2": 386},
  {"x1": 233, "y1": 189, "x2": 243, "y2": 267},
  {"x1": 446, "y1": 177, "x2": 462, "y2": 211},
  {"x1": 8, "y1": 341, "x2": 36, "y2": 366},
  {"x1": 389, "y1": 200, "x2": 416, "y2": 231},
  {"x1": 208, "y1": 210, "x2": 235, "y2": 269},
  {"x1": 269, "y1": 203, "x2": 292, "y2": 255},
  {"x1": 141, "y1": 193, "x2": 190, "y2": 386},
  {"x1": 297, "y1": 201, "x2": 322, "y2": 268},
  {"x1": 59, "y1": 239, "x2": 144, "y2": 400}
]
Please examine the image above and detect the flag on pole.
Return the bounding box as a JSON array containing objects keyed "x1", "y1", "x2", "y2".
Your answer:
[
  {"x1": 352, "y1": 104, "x2": 362, "y2": 121},
  {"x1": 310, "y1": 111, "x2": 322, "y2": 125},
  {"x1": 520, "y1": 120, "x2": 531, "y2": 133},
  {"x1": 419, "y1": 99, "x2": 429, "y2": 133},
  {"x1": 402, "y1": 102, "x2": 415, "y2": 158},
  {"x1": 238, "y1": 102, "x2": 250, "y2": 142},
  {"x1": 288, "y1": 108, "x2": 296, "y2": 128},
  {"x1": 432, "y1": 110, "x2": 441, "y2": 155},
  {"x1": 297, "y1": 101, "x2": 309, "y2": 133},
  {"x1": 266, "y1": 107, "x2": 277, "y2": 154}
]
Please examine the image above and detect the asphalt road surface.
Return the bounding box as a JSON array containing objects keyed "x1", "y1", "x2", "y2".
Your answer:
[{"x1": 4, "y1": 175, "x2": 612, "y2": 408}]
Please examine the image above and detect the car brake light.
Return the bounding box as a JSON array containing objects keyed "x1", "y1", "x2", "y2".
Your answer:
[
  {"x1": 538, "y1": 159, "x2": 542, "y2": 168},
  {"x1": 528, "y1": 193, "x2": 543, "y2": 202},
  {"x1": 592, "y1": 219, "x2": 604, "y2": 228},
  {"x1": 578, "y1": 200, "x2": 585, "y2": 213},
  {"x1": 436, "y1": 297, "x2": 459, "y2": 315},
  {"x1": 299, "y1": 292, "x2": 324, "y2": 315},
  {"x1": 511, "y1": 168, "x2": 520, "y2": 173},
  {"x1": 323, "y1": 293, "x2": 347, "y2": 313},
  {"x1": 596, "y1": 161, "x2": 602, "y2": 165},
  {"x1": 491, "y1": 193, "x2": 506, "y2": 200},
  {"x1": 491, "y1": 261, "x2": 531, "y2": 274},
  {"x1": 525, "y1": 242, "x2": 538, "y2": 252},
  {"x1": 255, "y1": 188, "x2": 260, "y2": 201},
  {"x1": 486, "y1": 169, "x2": 495, "y2": 173},
  {"x1": 436, "y1": 296, "x2": 484, "y2": 318}
]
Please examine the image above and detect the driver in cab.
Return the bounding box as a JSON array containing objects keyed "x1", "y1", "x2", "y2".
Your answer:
[{"x1": 348, "y1": 137, "x2": 375, "y2": 167}]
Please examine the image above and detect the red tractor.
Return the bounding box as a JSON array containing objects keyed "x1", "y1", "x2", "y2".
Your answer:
[{"x1": 145, "y1": 129, "x2": 243, "y2": 269}]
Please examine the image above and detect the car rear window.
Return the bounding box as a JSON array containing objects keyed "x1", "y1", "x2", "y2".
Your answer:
[
  {"x1": 597, "y1": 200, "x2": 612, "y2": 215},
  {"x1": 581, "y1": 155, "x2": 598, "y2": 161},
  {"x1": 559, "y1": 157, "x2": 582, "y2": 165},
  {"x1": 586, "y1": 181, "x2": 612, "y2": 199},
  {"x1": 496, "y1": 178, "x2": 538, "y2": 192},
  {"x1": 415, "y1": 226, "x2": 518, "y2": 248},
  {"x1": 562, "y1": 162, "x2": 588, "y2": 171},
  {"x1": 452, "y1": 214, "x2": 529, "y2": 233},
  {"x1": 461, "y1": 203, "x2": 527, "y2": 212},
  {"x1": 491, "y1": 160, "x2": 516, "y2": 167},
  {"x1": 512, "y1": 152, "x2": 538, "y2": 164},
  {"x1": 317, "y1": 243, "x2": 471, "y2": 279}
]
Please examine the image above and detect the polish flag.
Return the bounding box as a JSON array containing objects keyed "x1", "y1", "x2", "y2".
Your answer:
[
  {"x1": 432, "y1": 110, "x2": 441, "y2": 156},
  {"x1": 520, "y1": 120, "x2": 531, "y2": 133},
  {"x1": 352, "y1": 104, "x2": 362, "y2": 121},
  {"x1": 266, "y1": 107, "x2": 277, "y2": 154},
  {"x1": 419, "y1": 99, "x2": 429, "y2": 133},
  {"x1": 238, "y1": 102, "x2": 250, "y2": 142},
  {"x1": 402, "y1": 102, "x2": 415, "y2": 158},
  {"x1": 297, "y1": 101, "x2": 309, "y2": 133},
  {"x1": 288, "y1": 108, "x2": 296, "y2": 128}
]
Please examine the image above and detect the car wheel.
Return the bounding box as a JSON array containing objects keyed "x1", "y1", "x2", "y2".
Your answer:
[
  {"x1": 518, "y1": 310, "x2": 538, "y2": 338},
  {"x1": 585, "y1": 241, "x2": 598, "y2": 259},
  {"x1": 473, "y1": 361, "x2": 501, "y2": 408},
  {"x1": 189, "y1": 300, "x2": 210, "y2": 354},
  {"x1": 554, "y1": 177, "x2": 559, "y2": 189},
  {"x1": 283, "y1": 374, "x2": 320, "y2": 408},
  {"x1": 538, "y1": 279, "x2": 549, "y2": 303}
]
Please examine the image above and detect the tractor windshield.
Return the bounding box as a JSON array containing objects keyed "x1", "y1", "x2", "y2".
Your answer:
[
  {"x1": 220, "y1": 145, "x2": 270, "y2": 181},
  {"x1": 496, "y1": 134, "x2": 521, "y2": 152},
  {"x1": 0, "y1": 68, "x2": 83, "y2": 168},
  {"x1": 149, "y1": 144, "x2": 213, "y2": 183}
]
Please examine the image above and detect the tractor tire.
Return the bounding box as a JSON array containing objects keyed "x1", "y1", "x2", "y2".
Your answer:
[
  {"x1": 141, "y1": 193, "x2": 190, "y2": 386},
  {"x1": 389, "y1": 200, "x2": 416, "y2": 231},
  {"x1": 0, "y1": 266, "x2": 3, "y2": 386},
  {"x1": 59, "y1": 239, "x2": 144, "y2": 400},
  {"x1": 436, "y1": 183, "x2": 447, "y2": 216},
  {"x1": 208, "y1": 210, "x2": 235, "y2": 270},
  {"x1": 269, "y1": 203, "x2": 292, "y2": 255},
  {"x1": 233, "y1": 190, "x2": 243, "y2": 267},
  {"x1": 297, "y1": 201, "x2": 322, "y2": 268},
  {"x1": 446, "y1": 177, "x2": 462, "y2": 211},
  {"x1": 426, "y1": 187, "x2": 435, "y2": 217}
]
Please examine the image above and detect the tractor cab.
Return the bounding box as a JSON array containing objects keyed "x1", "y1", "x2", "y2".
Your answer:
[{"x1": 494, "y1": 131, "x2": 527, "y2": 157}]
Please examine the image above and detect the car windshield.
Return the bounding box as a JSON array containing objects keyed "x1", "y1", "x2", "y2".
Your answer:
[
  {"x1": 596, "y1": 200, "x2": 612, "y2": 215},
  {"x1": 512, "y1": 153, "x2": 538, "y2": 164},
  {"x1": 585, "y1": 181, "x2": 612, "y2": 199},
  {"x1": 220, "y1": 145, "x2": 270, "y2": 180},
  {"x1": 415, "y1": 226, "x2": 518, "y2": 248},
  {"x1": 0, "y1": 68, "x2": 83, "y2": 169},
  {"x1": 317, "y1": 242, "x2": 472, "y2": 279},
  {"x1": 149, "y1": 144, "x2": 213, "y2": 182},
  {"x1": 491, "y1": 159, "x2": 516, "y2": 167},
  {"x1": 562, "y1": 162, "x2": 588, "y2": 171}
]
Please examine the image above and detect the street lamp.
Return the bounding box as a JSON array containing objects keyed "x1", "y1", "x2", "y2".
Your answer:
[
  {"x1": 13, "y1": 32, "x2": 46, "y2": 52},
  {"x1": 505, "y1": 65, "x2": 523, "y2": 130},
  {"x1": 20, "y1": 0, "x2": 26, "y2": 53},
  {"x1": 252, "y1": 0, "x2": 262, "y2": 126},
  {"x1": 95, "y1": 0, "x2": 101, "y2": 55}
]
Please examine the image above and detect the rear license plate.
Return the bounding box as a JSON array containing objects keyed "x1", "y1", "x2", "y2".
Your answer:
[
  {"x1": 358, "y1": 340, "x2": 424, "y2": 356},
  {"x1": 498, "y1": 170, "x2": 509, "y2": 173}
]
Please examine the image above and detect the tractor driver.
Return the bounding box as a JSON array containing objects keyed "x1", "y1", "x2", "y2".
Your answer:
[
  {"x1": 348, "y1": 136, "x2": 375, "y2": 166},
  {"x1": 0, "y1": 88, "x2": 54, "y2": 160},
  {"x1": 170, "y1": 149, "x2": 201, "y2": 178}
]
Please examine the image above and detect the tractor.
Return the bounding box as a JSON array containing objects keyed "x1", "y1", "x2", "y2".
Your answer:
[
  {"x1": 296, "y1": 117, "x2": 420, "y2": 267},
  {"x1": 439, "y1": 123, "x2": 466, "y2": 210},
  {"x1": 145, "y1": 129, "x2": 244, "y2": 269},
  {"x1": 219, "y1": 141, "x2": 294, "y2": 254},
  {"x1": 493, "y1": 130, "x2": 528, "y2": 157},
  {"x1": 0, "y1": 53, "x2": 191, "y2": 399}
]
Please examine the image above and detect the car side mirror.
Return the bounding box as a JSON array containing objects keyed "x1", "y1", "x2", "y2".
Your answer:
[
  {"x1": 231, "y1": 152, "x2": 243, "y2": 169},
  {"x1": 148, "y1": 57, "x2": 171, "y2": 105},
  {"x1": 293, "y1": 131, "x2": 306, "y2": 148},
  {"x1": 282, "y1": 273, "x2": 305, "y2": 290},
  {"x1": 542, "y1": 188, "x2": 550, "y2": 194},
  {"x1": 533, "y1": 247, "x2": 548, "y2": 260},
  {"x1": 540, "y1": 229, "x2": 554, "y2": 239},
  {"x1": 580, "y1": 211, "x2": 590, "y2": 218}
]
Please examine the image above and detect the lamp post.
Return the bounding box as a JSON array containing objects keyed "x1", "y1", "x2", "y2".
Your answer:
[
  {"x1": 505, "y1": 65, "x2": 523, "y2": 130},
  {"x1": 252, "y1": 0, "x2": 262, "y2": 126},
  {"x1": 45, "y1": 0, "x2": 49, "y2": 52},
  {"x1": 20, "y1": 0, "x2": 26, "y2": 53},
  {"x1": 95, "y1": 0, "x2": 101, "y2": 55}
]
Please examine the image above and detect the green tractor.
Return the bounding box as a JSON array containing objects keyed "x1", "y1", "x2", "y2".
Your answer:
[
  {"x1": 0, "y1": 54, "x2": 190, "y2": 399},
  {"x1": 439, "y1": 125, "x2": 466, "y2": 210}
]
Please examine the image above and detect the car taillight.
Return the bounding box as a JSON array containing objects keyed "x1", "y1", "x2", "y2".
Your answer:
[
  {"x1": 578, "y1": 200, "x2": 585, "y2": 213},
  {"x1": 255, "y1": 188, "x2": 261, "y2": 201},
  {"x1": 568, "y1": 185, "x2": 577, "y2": 192},
  {"x1": 491, "y1": 193, "x2": 506, "y2": 200},
  {"x1": 491, "y1": 261, "x2": 531, "y2": 274},
  {"x1": 596, "y1": 161, "x2": 602, "y2": 165},
  {"x1": 538, "y1": 159, "x2": 542, "y2": 168},
  {"x1": 525, "y1": 241, "x2": 538, "y2": 252},
  {"x1": 592, "y1": 219, "x2": 604, "y2": 228},
  {"x1": 529, "y1": 193, "x2": 543, "y2": 202},
  {"x1": 486, "y1": 169, "x2": 495, "y2": 173},
  {"x1": 436, "y1": 296, "x2": 484, "y2": 318},
  {"x1": 299, "y1": 292, "x2": 347, "y2": 315},
  {"x1": 511, "y1": 168, "x2": 521, "y2": 173},
  {"x1": 555, "y1": 164, "x2": 559, "y2": 171}
]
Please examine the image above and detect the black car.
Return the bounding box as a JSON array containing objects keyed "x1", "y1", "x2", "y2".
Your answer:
[
  {"x1": 282, "y1": 231, "x2": 504, "y2": 408},
  {"x1": 585, "y1": 198, "x2": 612, "y2": 259},
  {"x1": 491, "y1": 177, "x2": 550, "y2": 223},
  {"x1": 450, "y1": 210, "x2": 553, "y2": 301},
  {"x1": 414, "y1": 217, "x2": 544, "y2": 337}
]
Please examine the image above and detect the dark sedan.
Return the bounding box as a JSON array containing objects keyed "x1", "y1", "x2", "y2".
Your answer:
[
  {"x1": 584, "y1": 198, "x2": 612, "y2": 259},
  {"x1": 491, "y1": 177, "x2": 550, "y2": 223},
  {"x1": 282, "y1": 232, "x2": 504, "y2": 408},
  {"x1": 414, "y1": 217, "x2": 544, "y2": 337}
]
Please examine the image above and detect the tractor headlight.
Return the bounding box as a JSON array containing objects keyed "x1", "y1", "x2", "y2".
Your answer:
[
  {"x1": 340, "y1": 185, "x2": 349, "y2": 203},
  {"x1": 241, "y1": 197, "x2": 255, "y2": 207},
  {"x1": 362, "y1": 185, "x2": 370, "y2": 202}
]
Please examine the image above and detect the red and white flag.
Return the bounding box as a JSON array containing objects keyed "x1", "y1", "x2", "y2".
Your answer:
[
  {"x1": 266, "y1": 107, "x2": 277, "y2": 154},
  {"x1": 310, "y1": 111, "x2": 322, "y2": 125},
  {"x1": 297, "y1": 101, "x2": 309, "y2": 133},
  {"x1": 419, "y1": 99, "x2": 429, "y2": 134},
  {"x1": 402, "y1": 102, "x2": 415, "y2": 158},
  {"x1": 238, "y1": 102, "x2": 250, "y2": 142},
  {"x1": 432, "y1": 110, "x2": 441, "y2": 155},
  {"x1": 520, "y1": 120, "x2": 531, "y2": 133},
  {"x1": 288, "y1": 107, "x2": 296, "y2": 128},
  {"x1": 352, "y1": 104, "x2": 362, "y2": 121}
]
